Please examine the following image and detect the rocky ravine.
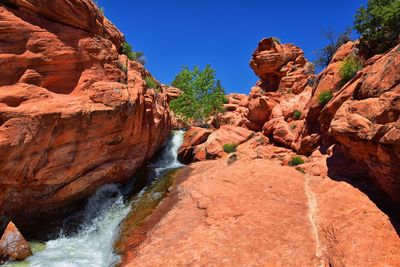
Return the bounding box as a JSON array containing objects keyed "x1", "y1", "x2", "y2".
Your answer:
[
  {"x1": 0, "y1": 0, "x2": 172, "y2": 233},
  {"x1": 120, "y1": 143, "x2": 400, "y2": 266},
  {"x1": 119, "y1": 38, "x2": 400, "y2": 266}
]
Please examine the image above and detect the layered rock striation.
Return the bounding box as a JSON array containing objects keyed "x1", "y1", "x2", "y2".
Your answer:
[{"x1": 0, "y1": 0, "x2": 171, "y2": 230}]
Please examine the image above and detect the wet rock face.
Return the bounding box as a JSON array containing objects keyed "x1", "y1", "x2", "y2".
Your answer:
[
  {"x1": 330, "y1": 44, "x2": 400, "y2": 202},
  {"x1": 0, "y1": 222, "x2": 32, "y2": 263},
  {"x1": 0, "y1": 0, "x2": 171, "y2": 230}
]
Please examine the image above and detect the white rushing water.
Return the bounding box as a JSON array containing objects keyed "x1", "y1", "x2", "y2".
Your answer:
[{"x1": 6, "y1": 131, "x2": 185, "y2": 267}]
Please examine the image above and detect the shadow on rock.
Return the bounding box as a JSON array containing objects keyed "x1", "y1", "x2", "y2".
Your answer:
[{"x1": 326, "y1": 146, "x2": 400, "y2": 236}]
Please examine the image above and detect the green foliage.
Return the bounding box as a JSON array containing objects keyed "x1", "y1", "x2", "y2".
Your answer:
[
  {"x1": 314, "y1": 28, "x2": 352, "y2": 69},
  {"x1": 339, "y1": 55, "x2": 363, "y2": 86},
  {"x1": 289, "y1": 156, "x2": 305, "y2": 166},
  {"x1": 272, "y1": 37, "x2": 281, "y2": 44},
  {"x1": 170, "y1": 65, "x2": 226, "y2": 122},
  {"x1": 290, "y1": 124, "x2": 297, "y2": 130},
  {"x1": 317, "y1": 90, "x2": 333, "y2": 106},
  {"x1": 122, "y1": 42, "x2": 146, "y2": 65},
  {"x1": 354, "y1": 0, "x2": 400, "y2": 56},
  {"x1": 223, "y1": 143, "x2": 237, "y2": 153},
  {"x1": 145, "y1": 76, "x2": 158, "y2": 89},
  {"x1": 293, "y1": 110, "x2": 302, "y2": 120}
]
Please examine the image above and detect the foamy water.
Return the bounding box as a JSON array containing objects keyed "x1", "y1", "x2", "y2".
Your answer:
[{"x1": 6, "y1": 131, "x2": 185, "y2": 267}]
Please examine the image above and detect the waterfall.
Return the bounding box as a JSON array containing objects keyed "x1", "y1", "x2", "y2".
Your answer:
[{"x1": 5, "y1": 131, "x2": 185, "y2": 267}]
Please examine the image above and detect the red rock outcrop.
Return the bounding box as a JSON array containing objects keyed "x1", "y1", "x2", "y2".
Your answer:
[
  {"x1": 250, "y1": 37, "x2": 314, "y2": 93},
  {"x1": 120, "y1": 157, "x2": 400, "y2": 266},
  {"x1": 180, "y1": 125, "x2": 254, "y2": 162},
  {"x1": 297, "y1": 41, "x2": 360, "y2": 154},
  {"x1": 0, "y1": 0, "x2": 171, "y2": 230},
  {"x1": 178, "y1": 127, "x2": 213, "y2": 164},
  {"x1": 0, "y1": 222, "x2": 32, "y2": 263},
  {"x1": 330, "y1": 44, "x2": 400, "y2": 202}
]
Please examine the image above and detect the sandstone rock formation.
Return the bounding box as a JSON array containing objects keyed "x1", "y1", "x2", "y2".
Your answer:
[
  {"x1": 0, "y1": 222, "x2": 32, "y2": 263},
  {"x1": 250, "y1": 37, "x2": 314, "y2": 93},
  {"x1": 297, "y1": 41, "x2": 360, "y2": 154},
  {"x1": 178, "y1": 127, "x2": 213, "y2": 164},
  {"x1": 0, "y1": 0, "x2": 171, "y2": 231},
  {"x1": 330, "y1": 44, "x2": 400, "y2": 202},
  {"x1": 120, "y1": 157, "x2": 400, "y2": 266},
  {"x1": 179, "y1": 125, "x2": 254, "y2": 162}
]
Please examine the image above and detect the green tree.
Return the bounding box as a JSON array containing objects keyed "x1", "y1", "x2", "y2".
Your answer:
[
  {"x1": 122, "y1": 42, "x2": 146, "y2": 65},
  {"x1": 170, "y1": 65, "x2": 226, "y2": 123},
  {"x1": 354, "y1": 0, "x2": 400, "y2": 56}
]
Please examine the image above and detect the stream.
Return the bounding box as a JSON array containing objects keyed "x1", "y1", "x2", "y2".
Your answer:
[{"x1": 5, "y1": 131, "x2": 184, "y2": 267}]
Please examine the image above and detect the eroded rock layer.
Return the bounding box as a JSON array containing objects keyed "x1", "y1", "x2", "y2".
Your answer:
[{"x1": 0, "y1": 0, "x2": 171, "y2": 230}]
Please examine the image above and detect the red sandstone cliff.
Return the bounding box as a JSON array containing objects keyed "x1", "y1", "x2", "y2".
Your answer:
[
  {"x1": 178, "y1": 37, "x2": 400, "y2": 204},
  {"x1": 0, "y1": 0, "x2": 171, "y2": 229}
]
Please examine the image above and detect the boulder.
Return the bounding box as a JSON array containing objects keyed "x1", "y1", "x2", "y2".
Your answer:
[
  {"x1": 246, "y1": 96, "x2": 277, "y2": 131},
  {"x1": 178, "y1": 127, "x2": 213, "y2": 164},
  {"x1": 0, "y1": 222, "x2": 32, "y2": 263},
  {"x1": 193, "y1": 125, "x2": 254, "y2": 160},
  {"x1": 249, "y1": 37, "x2": 313, "y2": 94}
]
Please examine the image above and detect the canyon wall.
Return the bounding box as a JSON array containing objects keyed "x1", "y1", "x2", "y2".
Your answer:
[
  {"x1": 0, "y1": 0, "x2": 171, "y2": 230},
  {"x1": 180, "y1": 37, "x2": 400, "y2": 203}
]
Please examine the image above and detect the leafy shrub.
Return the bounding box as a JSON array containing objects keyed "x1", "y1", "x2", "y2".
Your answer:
[
  {"x1": 339, "y1": 55, "x2": 363, "y2": 86},
  {"x1": 293, "y1": 110, "x2": 302, "y2": 120},
  {"x1": 272, "y1": 37, "x2": 281, "y2": 44},
  {"x1": 354, "y1": 0, "x2": 400, "y2": 56},
  {"x1": 223, "y1": 143, "x2": 237, "y2": 153},
  {"x1": 317, "y1": 90, "x2": 333, "y2": 106},
  {"x1": 289, "y1": 156, "x2": 304, "y2": 166},
  {"x1": 290, "y1": 124, "x2": 297, "y2": 130},
  {"x1": 314, "y1": 29, "x2": 352, "y2": 69},
  {"x1": 170, "y1": 65, "x2": 226, "y2": 123},
  {"x1": 145, "y1": 76, "x2": 158, "y2": 89},
  {"x1": 122, "y1": 42, "x2": 146, "y2": 65}
]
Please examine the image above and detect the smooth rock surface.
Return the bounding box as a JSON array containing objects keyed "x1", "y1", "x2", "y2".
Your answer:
[{"x1": 121, "y1": 158, "x2": 400, "y2": 266}]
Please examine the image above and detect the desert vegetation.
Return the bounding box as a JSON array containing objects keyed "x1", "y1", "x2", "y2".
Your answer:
[
  {"x1": 170, "y1": 65, "x2": 226, "y2": 123},
  {"x1": 122, "y1": 42, "x2": 146, "y2": 65},
  {"x1": 223, "y1": 143, "x2": 238, "y2": 153},
  {"x1": 339, "y1": 55, "x2": 363, "y2": 86}
]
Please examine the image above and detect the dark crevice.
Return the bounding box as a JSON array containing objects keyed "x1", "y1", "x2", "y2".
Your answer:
[{"x1": 327, "y1": 146, "x2": 400, "y2": 236}]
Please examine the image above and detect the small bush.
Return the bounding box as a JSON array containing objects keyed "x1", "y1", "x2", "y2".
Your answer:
[
  {"x1": 290, "y1": 124, "x2": 297, "y2": 130},
  {"x1": 317, "y1": 90, "x2": 333, "y2": 106},
  {"x1": 272, "y1": 37, "x2": 281, "y2": 44},
  {"x1": 122, "y1": 42, "x2": 146, "y2": 65},
  {"x1": 145, "y1": 76, "x2": 158, "y2": 89},
  {"x1": 289, "y1": 156, "x2": 304, "y2": 166},
  {"x1": 223, "y1": 143, "x2": 237, "y2": 153},
  {"x1": 293, "y1": 110, "x2": 302, "y2": 120},
  {"x1": 339, "y1": 55, "x2": 362, "y2": 86}
]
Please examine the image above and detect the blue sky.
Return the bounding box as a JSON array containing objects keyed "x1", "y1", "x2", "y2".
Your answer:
[{"x1": 98, "y1": 0, "x2": 367, "y2": 94}]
